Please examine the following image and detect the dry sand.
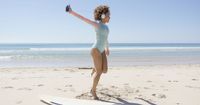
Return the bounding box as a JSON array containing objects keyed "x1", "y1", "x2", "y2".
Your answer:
[{"x1": 1, "y1": 64, "x2": 200, "y2": 105}]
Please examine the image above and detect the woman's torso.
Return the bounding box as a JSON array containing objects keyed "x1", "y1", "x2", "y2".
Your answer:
[{"x1": 92, "y1": 22, "x2": 109, "y2": 53}]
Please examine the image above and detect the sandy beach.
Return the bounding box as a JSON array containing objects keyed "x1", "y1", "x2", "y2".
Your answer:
[{"x1": 0, "y1": 64, "x2": 200, "y2": 105}]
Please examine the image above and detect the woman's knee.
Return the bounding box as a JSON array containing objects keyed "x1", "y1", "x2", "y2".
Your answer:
[
  {"x1": 102, "y1": 68, "x2": 108, "y2": 73},
  {"x1": 96, "y1": 70, "x2": 103, "y2": 75}
]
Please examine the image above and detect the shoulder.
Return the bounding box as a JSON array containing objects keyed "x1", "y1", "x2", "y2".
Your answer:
[{"x1": 93, "y1": 21, "x2": 101, "y2": 29}]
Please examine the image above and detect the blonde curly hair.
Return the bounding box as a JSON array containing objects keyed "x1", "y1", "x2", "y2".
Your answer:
[{"x1": 94, "y1": 5, "x2": 110, "y2": 21}]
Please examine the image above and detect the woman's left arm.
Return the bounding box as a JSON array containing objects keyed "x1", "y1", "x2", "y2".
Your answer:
[{"x1": 66, "y1": 5, "x2": 98, "y2": 28}]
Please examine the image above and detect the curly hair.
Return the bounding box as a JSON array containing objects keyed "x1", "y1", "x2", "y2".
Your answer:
[{"x1": 94, "y1": 5, "x2": 110, "y2": 21}]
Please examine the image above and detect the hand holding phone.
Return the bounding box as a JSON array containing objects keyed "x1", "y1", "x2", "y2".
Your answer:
[{"x1": 66, "y1": 5, "x2": 72, "y2": 12}]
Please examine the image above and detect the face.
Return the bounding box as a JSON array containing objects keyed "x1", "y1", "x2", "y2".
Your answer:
[{"x1": 102, "y1": 12, "x2": 110, "y2": 23}]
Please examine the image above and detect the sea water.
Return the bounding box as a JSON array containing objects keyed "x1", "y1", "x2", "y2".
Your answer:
[{"x1": 0, "y1": 43, "x2": 200, "y2": 68}]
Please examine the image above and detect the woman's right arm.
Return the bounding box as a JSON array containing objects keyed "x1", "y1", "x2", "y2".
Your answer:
[{"x1": 66, "y1": 5, "x2": 98, "y2": 28}]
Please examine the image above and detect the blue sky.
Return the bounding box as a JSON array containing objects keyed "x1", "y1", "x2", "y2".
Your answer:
[{"x1": 0, "y1": 0, "x2": 200, "y2": 43}]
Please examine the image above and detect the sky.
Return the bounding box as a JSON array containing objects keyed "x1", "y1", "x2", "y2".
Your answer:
[{"x1": 0, "y1": 0, "x2": 200, "y2": 43}]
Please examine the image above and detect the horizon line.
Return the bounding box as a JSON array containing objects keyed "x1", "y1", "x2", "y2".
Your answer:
[{"x1": 0, "y1": 42, "x2": 200, "y2": 44}]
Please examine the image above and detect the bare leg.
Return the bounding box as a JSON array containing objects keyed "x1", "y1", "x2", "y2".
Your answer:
[
  {"x1": 102, "y1": 51, "x2": 108, "y2": 73},
  {"x1": 91, "y1": 68, "x2": 95, "y2": 76},
  {"x1": 90, "y1": 48, "x2": 103, "y2": 100}
]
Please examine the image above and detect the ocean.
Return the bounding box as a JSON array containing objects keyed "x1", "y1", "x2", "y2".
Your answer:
[{"x1": 0, "y1": 43, "x2": 200, "y2": 68}]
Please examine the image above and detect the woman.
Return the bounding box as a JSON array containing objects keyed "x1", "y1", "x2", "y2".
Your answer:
[{"x1": 66, "y1": 5, "x2": 110, "y2": 100}]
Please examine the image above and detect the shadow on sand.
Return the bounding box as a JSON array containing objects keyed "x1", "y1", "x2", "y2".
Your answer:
[{"x1": 98, "y1": 92, "x2": 157, "y2": 105}]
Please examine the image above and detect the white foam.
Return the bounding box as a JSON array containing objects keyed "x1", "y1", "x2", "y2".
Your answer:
[
  {"x1": 0, "y1": 56, "x2": 12, "y2": 60},
  {"x1": 30, "y1": 48, "x2": 90, "y2": 51},
  {"x1": 15, "y1": 47, "x2": 200, "y2": 52},
  {"x1": 110, "y1": 47, "x2": 200, "y2": 51}
]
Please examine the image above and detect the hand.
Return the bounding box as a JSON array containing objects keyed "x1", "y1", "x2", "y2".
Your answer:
[
  {"x1": 66, "y1": 5, "x2": 72, "y2": 13},
  {"x1": 105, "y1": 48, "x2": 110, "y2": 56}
]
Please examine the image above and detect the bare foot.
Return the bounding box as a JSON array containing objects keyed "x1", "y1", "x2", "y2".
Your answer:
[{"x1": 90, "y1": 89, "x2": 99, "y2": 100}]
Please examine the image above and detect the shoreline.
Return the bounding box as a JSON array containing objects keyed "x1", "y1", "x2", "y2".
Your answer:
[{"x1": 1, "y1": 63, "x2": 200, "y2": 69}]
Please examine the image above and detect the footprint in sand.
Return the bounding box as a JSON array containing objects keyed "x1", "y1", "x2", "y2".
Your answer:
[
  {"x1": 110, "y1": 85, "x2": 118, "y2": 89},
  {"x1": 56, "y1": 88, "x2": 68, "y2": 92},
  {"x1": 76, "y1": 92, "x2": 93, "y2": 100},
  {"x1": 65, "y1": 84, "x2": 72, "y2": 87},
  {"x1": 56, "y1": 88, "x2": 62, "y2": 91},
  {"x1": 192, "y1": 78, "x2": 198, "y2": 81},
  {"x1": 37, "y1": 84, "x2": 44, "y2": 87},
  {"x1": 33, "y1": 84, "x2": 44, "y2": 87},
  {"x1": 135, "y1": 89, "x2": 140, "y2": 93},
  {"x1": 147, "y1": 80, "x2": 152, "y2": 83},
  {"x1": 98, "y1": 88, "x2": 121, "y2": 100},
  {"x1": 11, "y1": 77, "x2": 19, "y2": 80},
  {"x1": 163, "y1": 89, "x2": 168, "y2": 91},
  {"x1": 173, "y1": 80, "x2": 178, "y2": 82},
  {"x1": 53, "y1": 69, "x2": 60, "y2": 71},
  {"x1": 64, "y1": 68, "x2": 71, "y2": 71},
  {"x1": 185, "y1": 85, "x2": 200, "y2": 89},
  {"x1": 16, "y1": 101, "x2": 23, "y2": 104},
  {"x1": 2, "y1": 86, "x2": 14, "y2": 89},
  {"x1": 76, "y1": 88, "x2": 121, "y2": 101},
  {"x1": 144, "y1": 87, "x2": 150, "y2": 89},
  {"x1": 69, "y1": 70, "x2": 76, "y2": 73},
  {"x1": 17, "y1": 87, "x2": 32, "y2": 91},
  {"x1": 124, "y1": 84, "x2": 135, "y2": 94},
  {"x1": 63, "y1": 90, "x2": 67, "y2": 92},
  {"x1": 152, "y1": 93, "x2": 166, "y2": 99},
  {"x1": 168, "y1": 80, "x2": 179, "y2": 83},
  {"x1": 63, "y1": 84, "x2": 75, "y2": 92}
]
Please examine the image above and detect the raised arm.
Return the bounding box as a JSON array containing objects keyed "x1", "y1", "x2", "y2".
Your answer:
[{"x1": 66, "y1": 5, "x2": 98, "y2": 28}]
